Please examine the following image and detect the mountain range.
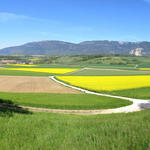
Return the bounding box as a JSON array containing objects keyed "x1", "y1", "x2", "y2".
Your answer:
[{"x1": 0, "y1": 40, "x2": 150, "y2": 56}]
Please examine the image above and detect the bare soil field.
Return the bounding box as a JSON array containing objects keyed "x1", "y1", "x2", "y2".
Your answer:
[{"x1": 0, "y1": 76, "x2": 81, "y2": 93}]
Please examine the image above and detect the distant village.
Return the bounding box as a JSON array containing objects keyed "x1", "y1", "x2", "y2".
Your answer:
[
  {"x1": 0, "y1": 55, "x2": 44, "y2": 65},
  {"x1": 0, "y1": 60, "x2": 34, "y2": 65}
]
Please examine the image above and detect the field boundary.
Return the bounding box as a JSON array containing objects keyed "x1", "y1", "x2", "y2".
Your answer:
[{"x1": 64, "y1": 68, "x2": 85, "y2": 75}]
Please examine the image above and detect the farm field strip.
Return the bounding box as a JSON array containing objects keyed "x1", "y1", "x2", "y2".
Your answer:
[
  {"x1": 0, "y1": 76, "x2": 81, "y2": 93},
  {"x1": 0, "y1": 68, "x2": 78, "y2": 74},
  {"x1": 66, "y1": 67, "x2": 150, "y2": 76},
  {"x1": 56, "y1": 75, "x2": 150, "y2": 91},
  {"x1": 139, "y1": 68, "x2": 150, "y2": 70},
  {"x1": 85, "y1": 67, "x2": 133, "y2": 71},
  {"x1": 86, "y1": 67, "x2": 150, "y2": 72},
  {"x1": 0, "y1": 69, "x2": 57, "y2": 76}
]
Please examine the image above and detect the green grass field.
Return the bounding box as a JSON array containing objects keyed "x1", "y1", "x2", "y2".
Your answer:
[
  {"x1": 0, "y1": 69, "x2": 57, "y2": 76},
  {"x1": 86, "y1": 63, "x2": 137, "y2": 70},
  {"x1": 0, "y1": 92, "x2": 131, "y2": 110},
  {"x1": 0, "y1": 110, "x2": 150, "y2": 150},
  {"x1": 138, "y1": 63, "x2": 150, "y2": 68},
  {"x1": 67, "y1": 68, "x2": 150, "y2": 76},
  {"x1": 109, "y1": 87, "x2": 150, "y2": 100}
]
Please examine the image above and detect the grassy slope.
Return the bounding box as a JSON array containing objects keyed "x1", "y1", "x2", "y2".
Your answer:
[
  {"x1": 0, "y1": 93, "x2": 132, "y2": 110},
  {"x1": 0, "y1": 110, "x2": 150, "y2": 150}
]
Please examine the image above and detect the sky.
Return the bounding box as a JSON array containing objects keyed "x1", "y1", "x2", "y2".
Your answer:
[{"x1": 0, "y1": 0, "x2": 150, "y2": 48}]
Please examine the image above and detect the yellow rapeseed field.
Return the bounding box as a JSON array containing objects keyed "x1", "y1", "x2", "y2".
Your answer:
[
  {"x1": 139, "y1": 68, "x2": 150, "y2": 71},
  {"x1": 57, "y1": 76, "x2": 150, "y2": 91},
  {"x1": 7, "y1": 64, "x2": 38, "y2": 67},
  {"x1": 0, "y1": 68, "x2": 78, "y2": 74}
]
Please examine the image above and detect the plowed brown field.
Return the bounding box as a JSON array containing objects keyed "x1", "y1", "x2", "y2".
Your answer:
[{"x1": 0, "y1": 76, "x2": 81, "y2": 93}]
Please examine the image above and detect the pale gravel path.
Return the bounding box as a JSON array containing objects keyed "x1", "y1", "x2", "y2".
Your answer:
[{"x1": 19, "y1": 76, "x2": 150, "y2": 115}]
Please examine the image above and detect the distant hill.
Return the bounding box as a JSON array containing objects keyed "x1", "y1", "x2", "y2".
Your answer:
[{"x1": 0, "y1": 40, "x2": 150, "y2": 56}]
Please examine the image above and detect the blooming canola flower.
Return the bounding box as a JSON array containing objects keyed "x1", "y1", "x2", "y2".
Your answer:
[
  {"x1": 57, "y1": 76, "x2": 150, "y2": 91},
  {"x1": 0, "y1": 68, "x2": 78, "y2": 74}
]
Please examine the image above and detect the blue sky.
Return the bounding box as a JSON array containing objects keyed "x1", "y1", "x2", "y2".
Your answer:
[{"x1": 0, "y1": 0, "x2": 150, "y2": 48}]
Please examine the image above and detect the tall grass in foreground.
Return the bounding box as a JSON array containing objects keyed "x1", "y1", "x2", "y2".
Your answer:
[{"x1": 0, "y1": 110, "x2": 150, "y2": 150}]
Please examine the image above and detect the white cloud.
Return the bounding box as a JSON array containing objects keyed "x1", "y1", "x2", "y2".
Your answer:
[
  {"x1": 0, "y1": 41, "x2": 23, "y2": 49},
  {"x1": 0, "y1": 12, "x2": 36, "y2": 22},
  {"x1": 0, "y1": 12, "x2": 54, "y2": 23},
  {"x1": 0, "y1": 12, "x2": 61, "y2": 26}
]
